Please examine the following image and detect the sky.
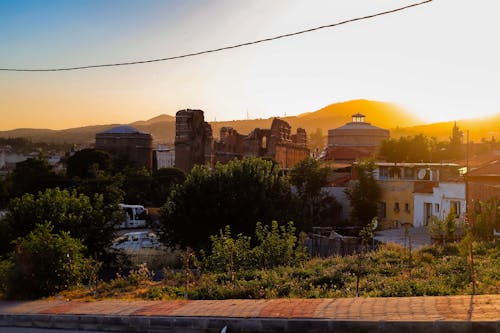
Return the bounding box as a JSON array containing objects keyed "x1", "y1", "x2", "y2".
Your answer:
[{"x1": 1, "y1": 0, "x2": 499, "y2": 130}]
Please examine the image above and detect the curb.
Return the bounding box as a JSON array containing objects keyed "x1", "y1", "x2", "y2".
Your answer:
[{"x1": 0, "y1": 313, "x2": 498, "y2": 333}]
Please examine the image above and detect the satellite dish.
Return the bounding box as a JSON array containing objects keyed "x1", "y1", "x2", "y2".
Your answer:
[{"x1": 417, "y1": 168, "x2": 427, "y2": 180}]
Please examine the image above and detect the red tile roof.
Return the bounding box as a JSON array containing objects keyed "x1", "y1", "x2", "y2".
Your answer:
[{"x1": 466, "y1": 160, "x2": 500, "y2": 177}]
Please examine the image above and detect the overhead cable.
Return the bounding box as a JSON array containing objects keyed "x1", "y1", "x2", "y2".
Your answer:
[{"x1": 0, "y1": 0, "x2": 432, "y2": 72}]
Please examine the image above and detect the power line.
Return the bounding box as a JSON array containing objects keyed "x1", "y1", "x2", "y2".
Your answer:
[{"x1": 0, "y1": 0, "x2": 432, "y2": 72}]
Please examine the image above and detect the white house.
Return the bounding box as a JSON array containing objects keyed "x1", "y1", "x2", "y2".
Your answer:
[{"x1": 413, "y1": 182, "x2": 465, "y2": 227}]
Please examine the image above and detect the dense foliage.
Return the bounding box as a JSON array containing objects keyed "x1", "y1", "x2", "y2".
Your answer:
[
  {"x1": 66, "y1": 148, "x2": 113, "y2": 179},
  {"x1": 0, "y1": 223, "x2": 94, "y2": 299},
  {"x1": 8, "y1": 158, "x2": 68, "y2": 198},
  {"x1": 0, "y1": 188, "x2": 123, "y2": 260},
  {"x1": 289, "y1": 158, "x2": 341, "y2": 230},
  {"x1": 159, "y1": 158, "x2": 296, "y2": 248},
  {"x1": 379, "y1": 134, "x2": 433, "y2": 163},
  {"x1": 345, "y1": 159, "x2": 381, "y2": 227},
  {"x1": 0, "y1": 137, "x2": 71, "y2": 154}
]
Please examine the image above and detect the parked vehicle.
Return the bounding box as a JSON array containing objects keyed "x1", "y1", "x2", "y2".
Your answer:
[
  {"x1": 111, "y1": 231, "x2": 161, "y2": 250},
  {"x1": 118, "y1": 204, "x2": 148, "y2": 229}
]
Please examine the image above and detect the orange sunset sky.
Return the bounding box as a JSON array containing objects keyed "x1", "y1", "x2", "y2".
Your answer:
[{"x1": 1, "y1": 0, "x2": 499, "y2": 130}]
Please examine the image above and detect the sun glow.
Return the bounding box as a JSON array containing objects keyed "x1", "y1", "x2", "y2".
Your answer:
[{"x1": 0, "y1": 1, "x2": 499, "y2": 130}]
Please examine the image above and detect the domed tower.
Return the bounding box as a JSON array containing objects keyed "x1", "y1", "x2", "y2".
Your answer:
[
  {"x1": 95, "y1": 125, "x2": 153, "y2": 170},
  {"x1": 327, "y1": 113, "x2": 389, "y2": 162}
]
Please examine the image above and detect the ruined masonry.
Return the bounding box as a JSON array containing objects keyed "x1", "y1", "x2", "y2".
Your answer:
[{"x1": 175, "y1": 109, "x2": 309, "y2": 173}]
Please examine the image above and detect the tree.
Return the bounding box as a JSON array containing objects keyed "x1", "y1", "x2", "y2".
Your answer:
[
  {"x1": 159, "y1": 158, "x2": 296, "y2": 249},
  {"x1": 0, "y1": 188, "x2": 123, "y2": 260},
  {"x1": 66, "y1": 149, "x2": 112, "y2": 179},
  {"x1": 8, "y1": 158, "x2": 65, "y2": 198},
  {"x1": 289, "y1": 158, "x2": 341, "y2": 230},
  {"x1": 345, "y1": 159, "x2": 381, "y2": 227},
  {"x1": 151, "y1": 167, "x2": 186, "y2": 206},
  {"x1": 122, "y1": 167, "x2": 153, "y2": 206},
  {"x1": 448, "y1": 122, "x2": 464, "y2": 160},
  {"x1": 379, "y1": 135, "x2": 432, "y2": 162},
  {"x1": 1, "y1": 223, "x2": 93, "y2": 299}
]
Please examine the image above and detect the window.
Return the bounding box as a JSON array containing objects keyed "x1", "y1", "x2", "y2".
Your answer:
[
  {"x1": 451, "y1": 201, "x2": 461, "y2": 218},
  {"x1": 394, "y1": 202, "x2": 400, "y2": 212},
  {"x1": 405, "y1": 203, "x2": 410, "y2": 213},
  {"x1": 435, "y1": 203, "x2": 440, "y2": 213},
  {"x1": 404, "y1": 168, "x2": 415, "y2": 179},
  {"x1": 379, "y1": 167, "x2": 389, "y2": 179}
]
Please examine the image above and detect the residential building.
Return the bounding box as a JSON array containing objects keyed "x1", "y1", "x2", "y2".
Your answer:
[{"x1": 372, "y1": 162, "x2": 465, "y2": 228}]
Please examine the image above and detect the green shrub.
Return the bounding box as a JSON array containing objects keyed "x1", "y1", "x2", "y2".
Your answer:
[
  {"x1": 253, "y1": 221, "x2": 308, "y2": 269},
  {"x1": 3, "y1": 223, "x2": 94, "y2": 299},
  {"x1": 202, "y1": 221, "x2": 308, "y2": 273},
  {"x1": 201, "y1": 226, "x2": 253, "y2": 273}
]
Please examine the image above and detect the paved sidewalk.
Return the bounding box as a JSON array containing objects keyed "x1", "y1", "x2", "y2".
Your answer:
[{"x1": 0, "y1": 295, "x2": 498, "y2": 332}]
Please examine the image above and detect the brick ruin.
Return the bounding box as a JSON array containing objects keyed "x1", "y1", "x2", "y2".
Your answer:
[
  {"x1": 174, "y1": 109, "x2": 213, "y2": 173},
  {"x1": 175, "y1": 110, "x2": 309, "y2": 173}
]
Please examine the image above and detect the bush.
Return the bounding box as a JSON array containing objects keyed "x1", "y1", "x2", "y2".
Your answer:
[
  {"x1": 202, "y1": 221, "x2": 308, "y2": 273},
  {"x1": 253, "y1": 221, "x2": 308, "y2": 269},
  {"x1": 2, "y1": 223, "x2": 94, "y2": 299},
  {"x1": 201, "y1": 226, "x2": 254, "y2": 273}
]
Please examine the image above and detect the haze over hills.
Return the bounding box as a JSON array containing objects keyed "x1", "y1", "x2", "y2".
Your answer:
[{"x1": 0, "y1": 99, "x2": 498, "y2": 146}]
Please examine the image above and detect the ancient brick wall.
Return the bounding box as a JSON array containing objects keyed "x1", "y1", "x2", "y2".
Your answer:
[
  {"x1": 174, "y1": 109, "x2": 213, "y2": 173},
  {"x1": 175, "y1": 111, "x2": 310, "y2": 171}
]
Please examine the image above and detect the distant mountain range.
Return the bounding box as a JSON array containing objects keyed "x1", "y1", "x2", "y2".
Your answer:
[{"x1": 1, "y1": 100, "x2": 499, "y2": 145}]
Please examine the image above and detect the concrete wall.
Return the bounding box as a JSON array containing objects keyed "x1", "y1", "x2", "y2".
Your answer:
[{"x1": 322, "y1": 187, "x2": 350, "y2": 221}]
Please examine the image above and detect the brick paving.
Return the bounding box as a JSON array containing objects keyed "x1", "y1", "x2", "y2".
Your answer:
[{"x1": 0, "y1": 294, "x2": 498, "y2": 321}]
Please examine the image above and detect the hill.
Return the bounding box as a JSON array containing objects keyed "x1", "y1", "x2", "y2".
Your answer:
[
  {"x1": 1, "y1": 100, "x2": 498, "y2": 146},
  {"x1": 391, "y1": 115, "x2": 500, "y2": 142},
  {"x1": 210, "y1": 99, "x2": 419, "y2": 139}
]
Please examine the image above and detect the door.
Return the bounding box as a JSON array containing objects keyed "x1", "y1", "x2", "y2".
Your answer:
[{"x1": 424, "y1": 202, "x2": 432, "y2": 226}]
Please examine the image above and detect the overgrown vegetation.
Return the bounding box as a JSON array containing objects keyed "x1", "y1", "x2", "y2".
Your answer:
[{"x1": 52, "y1": 240, "x2": 499, "y2": 301}]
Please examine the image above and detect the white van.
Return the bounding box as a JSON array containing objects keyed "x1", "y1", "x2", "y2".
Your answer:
[{"x1": 118, "y1": 204, "x2": 148, "y2": 229}]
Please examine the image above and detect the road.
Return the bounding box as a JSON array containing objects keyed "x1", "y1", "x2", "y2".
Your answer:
[{"x1": 0, "y1": 329, "x2": 108, "y2": 333}]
